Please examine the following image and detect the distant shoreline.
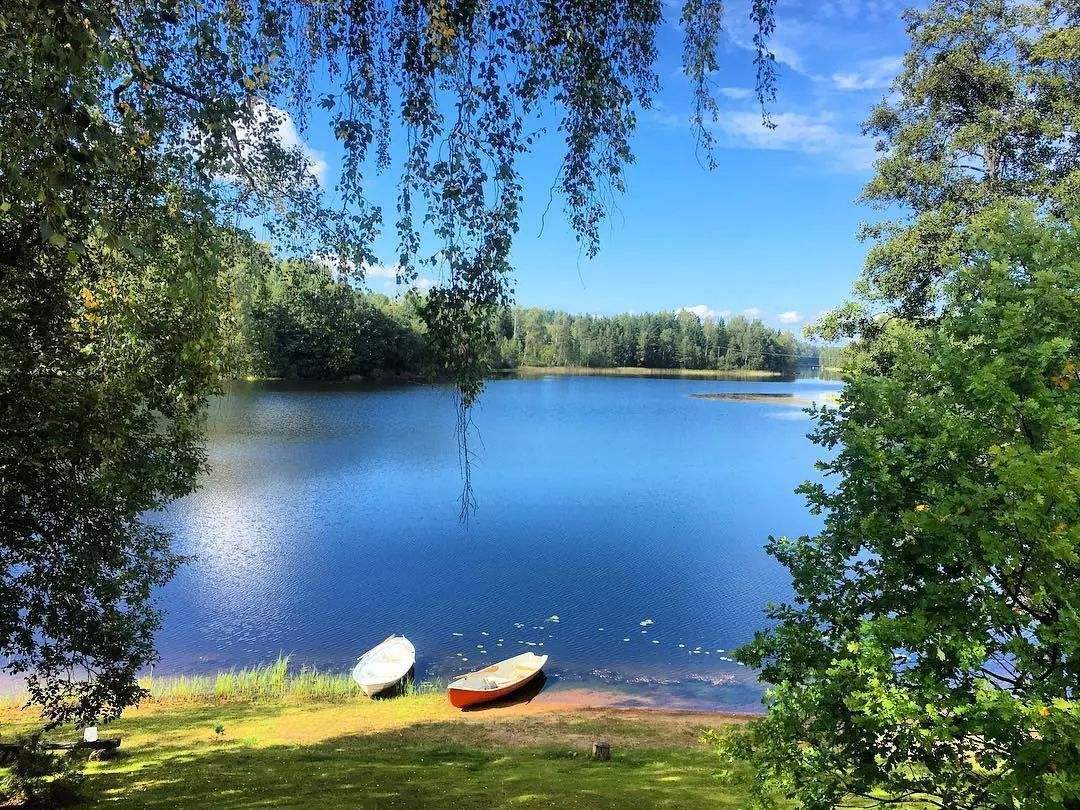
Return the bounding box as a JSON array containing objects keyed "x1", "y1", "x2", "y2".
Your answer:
[
  {"x1": 691, "y1": 391, "x2": 840, "y2": 407},
  {"x1": 223, "y1": 366, "x2": 795, "y2": 386},
  {"x1": 500, "y1": 365, "x2": 786, "y2": 380}
]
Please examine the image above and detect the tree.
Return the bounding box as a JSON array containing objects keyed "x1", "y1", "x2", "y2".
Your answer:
[
  {"x1": 819, "y1": 0, "x2": 1080, "y2": 341},
  {"x1": 723, "y1": 1, "x2": 1080, "y2": 805},
  {"x1": 352, "y1": 295, "x2": 427, "y2": 377},
  {"x1": 719, "y1": 204, "x2": 1080, "y2": 809},
  {"x1": 252, "y1": 260, "x2": 359, "y2": 379},
  {"x1": 495, "y1": 306, "x2": 807, "y2": 372},
  {"x1": 218, "y1": 242, "x2": 278, "y2": 379},
  {"x1": 678, "y1": 309, "x2": 707, "y2": 369},
  {"x1": 0, "y1": 182, "x2": 227, "y2": 727},
  {"x1": 3, "y1": 0, "x2": 785, "y2": 726},
  {"x1": 552, "y1": 314, "x2": 576, "y2": 367}
]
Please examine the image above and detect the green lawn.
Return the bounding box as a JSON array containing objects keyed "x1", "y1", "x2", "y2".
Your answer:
[{"x1": 2, "y1": 696, "x2": 751, "y2": 808}]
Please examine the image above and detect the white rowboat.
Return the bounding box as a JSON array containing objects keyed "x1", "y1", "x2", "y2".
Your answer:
[{"x1": 351, "y1": 635, "x2": 415, "y2": 697}]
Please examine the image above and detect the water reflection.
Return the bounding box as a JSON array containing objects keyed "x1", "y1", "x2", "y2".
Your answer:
[{"x1": 150, "y1": 375, "x2": 841, "y2": 709}]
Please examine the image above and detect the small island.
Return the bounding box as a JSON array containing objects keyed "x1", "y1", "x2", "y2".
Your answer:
[{"x1": 690, "y1": 391, "x2": 839, "y2": 407}]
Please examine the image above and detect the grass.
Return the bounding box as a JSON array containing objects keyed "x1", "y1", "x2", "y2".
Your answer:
[
  {"x1": 507, "y1": 366, "x2": 785, "y2": 380},
  {"x1": 1, "y1": 707, "x2": 747, "y2": 809},
  {"x1": 0, "y1": 664, "x2": 752, "y2": 808},
  {"x1": 80, "y1": 709, "x2": 748, "y2": 808},
  {"x1": 139, "y1": 656, "x2": 443, "y2": 704},
  {"x1": 1, "y1": 664, "x2": 934, "y2": 808},
  {"x1": 0, "y1": 658, "x2": 440, "y2": 709}
]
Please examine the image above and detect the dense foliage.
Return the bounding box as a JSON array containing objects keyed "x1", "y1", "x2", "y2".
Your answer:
[
  {"x1": 721, "y1": 206, "x2": 1080, "y2": 808},
  {"x1": 1, "y1": 0, "x2": 777, "y2": 728},
  {"x1": 496, "y1": 308, "x2": 811, "y2": 375},
  {"x1": 820, "y1": 0, "x2": 1080, "y2": 340},
  {"x1": 0, "y1": 0, "x2": 236, "y2": 725},
  {"x1": 219, "y1": 249, "x2": 426, "y2": 380},
  {"x1": 725, "y1": 2, "x2": 1080, "y2": 807},
  {"x1": 217, "y1": 256, "x2": 819, "y2": 379}
]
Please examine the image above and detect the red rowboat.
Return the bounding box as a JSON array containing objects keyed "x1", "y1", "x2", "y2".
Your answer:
[{"x1": 447, "y1": 652, "x2": 548, "y2": 709}]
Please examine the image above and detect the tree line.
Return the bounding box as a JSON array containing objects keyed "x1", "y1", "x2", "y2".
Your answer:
[
  {"x1": 216, "y1": 252, "x2": 824, "y2": 380},
  {"x1": 493, "y1": 308, "x2": 816, "y2": 375},
  {"x1": 218, "y1": 246, "x2": 427, "y2": 381}
]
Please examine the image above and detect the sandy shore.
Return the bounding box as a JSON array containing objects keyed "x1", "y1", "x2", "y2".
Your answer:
[{"x1": 1, "y1": 684, "x2": 751, "y2": 747}]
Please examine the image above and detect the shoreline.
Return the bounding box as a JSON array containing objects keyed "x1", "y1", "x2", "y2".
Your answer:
[
  {"x1": 1, "y1": 684, "x2": 755, "y2": 767},
  {"x1": 500, "y1": 365, "x2": 787, "y2": 379},
  {"x1": 1, "y1": 680, "x2": 763, "y2": 719},
  {"x1": 0, "y1": 685, "x2": 755, "y2": 726},
  {"x1": 224, "y1": 366, "x2": 794, "y2": 386}
]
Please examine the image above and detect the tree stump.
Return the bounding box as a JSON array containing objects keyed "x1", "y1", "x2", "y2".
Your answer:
[
  {"x1": 45, "y1": 738, "x2": 121, "y2": 754},
  {"x1": 0, "y1": 737, "x2": 120, "y2": 763},
  {"x1": 592, "y1": 740, "x2": 611, "y2": 762}
]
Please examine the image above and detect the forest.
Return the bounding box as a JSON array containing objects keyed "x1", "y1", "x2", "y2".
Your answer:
[
  {"x1": 222, "y1": 251, "x2": 822, "y2": 380},
  {"x1": 494, "y1": 308, "x2": 815, "y2": 374}
]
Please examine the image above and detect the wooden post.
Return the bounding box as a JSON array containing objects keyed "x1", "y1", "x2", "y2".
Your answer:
[{"x1": 592, "y1": 740, "x2": 611, "y2": 761}]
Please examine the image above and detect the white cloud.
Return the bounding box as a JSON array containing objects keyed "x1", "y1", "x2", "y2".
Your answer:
[
  {"x1": 365, "y1": 263, "x2": 399, "y2": 280},
  {"x1": 817, "y1": 0, "x2": 906, "y2": 21},
  {"x1": 313, "y1": 251, "x2": 352, "y2": 279},
  {"x1": 832, "y1": 55, "x2": 903, "y2": 91},
  {"x1": 768, "y1": 40, "x2": 807, "y2": 74},
  {"x1": 722, "y1": 1, "x2": 907, "y2": 92},
  {"x1": 644, "y1": 108, "x2": 683, "y2": 128},
  {"x1": 313, "y1": 253, "x2": 437, "y2": 296},
  {"x1": 714, "y1": 110, "x2": 876, "y2": 171},
  {"x1": 718, "y1": 87, "x2": 753, "y2": 100},
  {"x1": 680, "y1": 304, "x2": 721, "y2": 322},
  {"x1": 313, "y1": 253, "x2": 404, "y2": 284},
  {"x1": 273, "y1": 112, "x2": 328, "y2": 185},
  {"x1": 235, "y1": 100, "x2": 328, "y2": 185},
  {"x1": 725, "y1": 34, "x2": 808, "y2": 79},
  {"x1": 682, "y1": 307, "x2": 803, "y2": 325},
  {"x1": 719, "y1": 6, "x2": 810, "y2": 79}
]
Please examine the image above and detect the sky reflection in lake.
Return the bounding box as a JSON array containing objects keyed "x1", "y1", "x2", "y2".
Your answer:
[{"x1": 151, "y1": 374, "x2": 841, "y2": 710}]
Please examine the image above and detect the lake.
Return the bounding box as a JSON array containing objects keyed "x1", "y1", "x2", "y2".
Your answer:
[{"x1": 151, "y1": 373, "x2": 840, "y2": 711}]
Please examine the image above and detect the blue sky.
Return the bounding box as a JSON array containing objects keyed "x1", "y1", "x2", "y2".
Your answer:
[{"x1": 283, "y1": 0, "x2": 912, "y2": 331}]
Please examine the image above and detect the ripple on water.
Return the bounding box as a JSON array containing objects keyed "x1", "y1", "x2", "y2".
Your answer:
[{"x1": 151, "y1": 375, "x2": 827, "y2": 710}]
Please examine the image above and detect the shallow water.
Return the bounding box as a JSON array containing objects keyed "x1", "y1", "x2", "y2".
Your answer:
[{"x1": 150, "y1": 373, "x2": 840, "y2": 711}]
